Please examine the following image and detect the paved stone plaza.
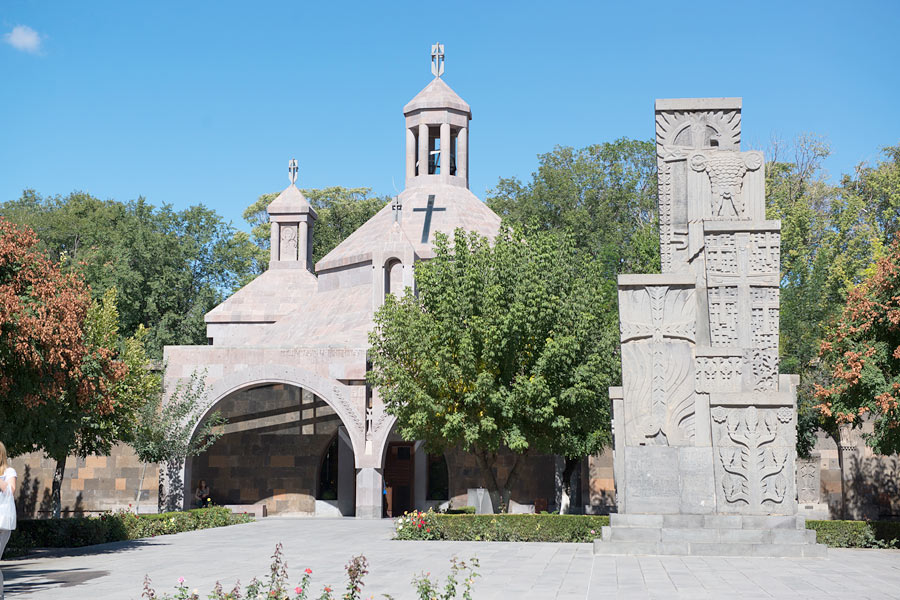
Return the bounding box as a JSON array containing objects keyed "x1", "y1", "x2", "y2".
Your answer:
[{"x1": 3, "y1": 519, "x2": 899, "y2": 599}]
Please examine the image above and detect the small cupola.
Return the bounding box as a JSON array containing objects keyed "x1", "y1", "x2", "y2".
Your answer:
[
  {"x1": 267, "y1": 159, "x2": 318, "y2": 271},
  {"x1": 402, "y1": 43, "x2": 471, "y2": 189}
]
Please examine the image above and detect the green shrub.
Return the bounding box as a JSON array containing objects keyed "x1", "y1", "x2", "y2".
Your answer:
[
  {"x1": 444, "y1": 506, "x2": 476, "y2": 515},
  {"x1": 807, "y1": 520, "x2": 900, "y2": 548},
  {"x1": 395, "y1": 511, "x2": 610, "y2": 542},
  {"x1": 4, "y1": 507, "x2": 253, "y2": 558}
]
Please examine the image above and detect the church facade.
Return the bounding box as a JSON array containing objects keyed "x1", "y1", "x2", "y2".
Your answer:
[{"x1": 162, "y1": 49, "x2": 572, "y2": 518}]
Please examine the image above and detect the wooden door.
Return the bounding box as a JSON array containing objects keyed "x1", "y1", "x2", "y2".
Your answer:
[{"x1": 384, "y1": 442, "x2": 414, "y2": 517}]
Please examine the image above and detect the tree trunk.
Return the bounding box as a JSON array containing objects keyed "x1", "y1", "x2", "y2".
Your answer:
[
  {"x1": 473, "y1": 449, "x2": 502, "y2": 511},
  {"x1": 51, "y1": 454, "x2": 66, "y2": 519},
  {"x1": 473, "y1": 448, "x2": 524, "y2": 513},
  {"x1": 134, "y1": 462, "x2": 148, "y2": 513},
  {"x1": 500, "y1": 454, "x2": 523, "y2": 513},
  {"x1": 559, "y1": 457, "x2": 579, "y2": 515}
]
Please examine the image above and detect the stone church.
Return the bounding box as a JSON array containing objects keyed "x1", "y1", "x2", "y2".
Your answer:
[
  {"x1": 162, "y1": 46, "x2": 569, "y2": 518},
  {"x1": 9, "y1": 47, "x2": 897, "y2": 521}
]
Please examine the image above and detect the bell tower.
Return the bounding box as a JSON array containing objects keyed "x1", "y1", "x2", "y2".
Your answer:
[
  {"x1": 403, "y1": 43, "x2": 471, "y2": 189},
  {"x1": 267, "y1": 158, "x2": 317, "y2": 271}
]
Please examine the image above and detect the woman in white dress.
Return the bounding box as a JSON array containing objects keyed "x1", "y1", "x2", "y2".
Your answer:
[{"x1": 0, "y1": 441, "x2": 16, "y2": 600}]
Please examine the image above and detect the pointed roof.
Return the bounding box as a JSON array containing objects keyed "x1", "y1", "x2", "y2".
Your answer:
[
  {"x1": 403, "y1": 77, "x2": 471, "y2": 115},
  {"x1": 267, "y1": 184, "x2": 316, "y2": 217},
  {"x1": 315, "y1": 185, "x2": 501, "y2": 272}
]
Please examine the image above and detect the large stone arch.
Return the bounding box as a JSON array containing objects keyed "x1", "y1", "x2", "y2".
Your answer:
[
  {"x1": 168, "y1": 364, "x2": 369, "y2": 513},
  {"x1": 195, "y1": 364, "x2": 367, "y2": 461}
]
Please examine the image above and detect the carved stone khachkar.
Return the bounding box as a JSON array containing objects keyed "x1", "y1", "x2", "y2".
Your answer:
[{"x1": 597, "y1": 98, "x2": 826, "y2": 557}]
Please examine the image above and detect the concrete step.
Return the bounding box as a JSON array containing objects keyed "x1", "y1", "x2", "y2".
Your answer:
[
  {"x1": 593, "y1": 537, "x2": 828, "y2": 557},
  {"x1": 607, "y1": 526, "x2": 816, "y2": 545},
  {"x1": 610, "y1": 513, "x2": 806, "y2": 530}
]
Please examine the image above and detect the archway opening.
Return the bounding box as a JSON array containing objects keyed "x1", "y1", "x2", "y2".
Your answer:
[{"x1": 188, "y1": 383, "x2": 356, "y2": 516}]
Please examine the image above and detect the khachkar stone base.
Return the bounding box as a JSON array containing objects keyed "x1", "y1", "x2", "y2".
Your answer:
[
  {"x1": 594, "y1": 514, "x2": 825, "y2": 557},
  {"x1": 595, "y1": 98, "x2": 826, "y2": 557}
]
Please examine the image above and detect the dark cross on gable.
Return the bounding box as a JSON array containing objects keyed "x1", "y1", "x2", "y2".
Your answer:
[
  {"x1": 413, "y1": 194, "x2": 446, "y2": 243},
  {"x1": 391, "y1": 196, "x2": 402, "y2": 224}
]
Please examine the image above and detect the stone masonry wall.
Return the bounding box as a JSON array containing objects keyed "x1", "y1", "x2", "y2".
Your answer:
[{"x1": 11, "y1": 443, "x2": 159, "y2": 518}]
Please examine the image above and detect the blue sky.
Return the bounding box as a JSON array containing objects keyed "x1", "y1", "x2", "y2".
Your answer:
[{"x1": 1, "y1": 0, "x2": 898, "y2": 229}]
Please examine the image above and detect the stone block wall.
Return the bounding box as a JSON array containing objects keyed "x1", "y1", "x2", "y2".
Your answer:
[{"x1": 11, "y1": 443, "x2": 159, "y2": 518}]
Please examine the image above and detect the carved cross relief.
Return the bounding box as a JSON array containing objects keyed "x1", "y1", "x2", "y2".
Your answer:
[
  {"x1": 620, "y1": 285, "x2": 696, "y2": 445},
  {"x1": 705, "y1": 232, "x2": 780, "y2": 349}
]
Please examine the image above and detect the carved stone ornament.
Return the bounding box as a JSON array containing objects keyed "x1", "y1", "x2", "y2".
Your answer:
[
  {"x1": 655, "y1": 108, "x2": 741, "y2": 273},
  {"x1": 796, "y1": 459, "x2": 821, "y2": 504},
  {"x1": 711, "y1": 405, "x2": 795, "y2": 514},
  {"x1": 620, "y1": 285, "x2": 696, "y2": 446},
  {"x1": 690, "y1": 151, "x2": 763, "y2": 219},
  {"x1": 280, "y1": 224, "x2": 298, "y2": 261}
]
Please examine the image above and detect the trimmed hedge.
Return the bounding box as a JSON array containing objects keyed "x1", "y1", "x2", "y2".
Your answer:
[
  {"x1": 396, "y1": 512, "x2": 610, "y2": 542},
  {"x1": 395, "y1": 512, "x2": 900, "y2": 548},
  {"x1": 4, "y1": 507, "x2": 254, "y2": 558},
  {"x1": 807, "y1": 519, "x2": 900, "y2": 548}
]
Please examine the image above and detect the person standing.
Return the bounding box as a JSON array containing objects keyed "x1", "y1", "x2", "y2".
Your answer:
[{"x1": 0, "y1": 442, "x2": 17, "y2": 600}]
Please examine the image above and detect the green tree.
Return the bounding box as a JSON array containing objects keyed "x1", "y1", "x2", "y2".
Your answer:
[
  {"x1": 815, "y1": 236, "x2": 900, "y2": 456},
  {"x1": 368, "y1": 228, "x2": 618, "y2": 512},
  {"x1": 767, "y1": 136, "x2": 888, "y2": 455},
  {"x1": 243, "y1": 186, "x2": 389, "y2": 272},
  {"x1": 486, "y1": 138, "x2": 660, "y2": 276},
  {"x1": 0, "y1": 191, "x2": 258, "y2": 357},
  {"x1": 130, "y1": 371, "x2": 225, "y2": 512}
]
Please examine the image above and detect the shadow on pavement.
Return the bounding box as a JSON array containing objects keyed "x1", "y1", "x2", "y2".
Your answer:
[
  {"x1": 4, "y1": 563, "x2": 110, "y2": 593},
  {"x1": 8, "y1": 537, "x2": 161, "y2": 560}
]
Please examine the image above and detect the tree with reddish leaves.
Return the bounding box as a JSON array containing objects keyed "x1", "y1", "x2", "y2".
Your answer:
[
  {"x1": 0, "y1": 218, "x2": 135, "y2": 517},
  {"x1": 816, "y1": 236, "x2": 900, "y2": 457}
]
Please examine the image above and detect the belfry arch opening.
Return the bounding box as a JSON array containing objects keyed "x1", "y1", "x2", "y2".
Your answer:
[{"x1": 187, "y1": 383, "x2": 356, "y2": 516}]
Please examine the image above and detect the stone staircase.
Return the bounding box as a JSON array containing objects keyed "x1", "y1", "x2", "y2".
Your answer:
[{"x1": 593, "y1": 514, "x2": 827, "y2": 557}]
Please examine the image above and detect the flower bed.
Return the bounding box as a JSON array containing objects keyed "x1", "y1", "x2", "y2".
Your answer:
[
  {"x1": 5, "y1": 506, "x2": 254, "y2": 557},
  {"x1": 395, "y1": 511, "x2": 610, "y2": 542}
]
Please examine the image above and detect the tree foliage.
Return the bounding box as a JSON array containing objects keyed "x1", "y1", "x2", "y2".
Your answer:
[
  {"x1": 486, "y1": 138, "x2": 660, "y2": 276},
  {"x1": 368, "y1": 228, "x2": 619, "y2": 509},
  {"x1": 243, "y1": 186, "x2": 389, "y2": 272},
  {"x1": 0, "y1": 218, "x2": 157, "y2": 515},
  {"x1": 0, "y1": 191, "x2": 258, "y2": 357},
  {"x1": 768, "y1": 138, "x2": 899, "y2": 454},
  {"x1": 815, "y1": 237, "x2": 900, "y2": 455},
  {"x1": 131, "y1": 371, "x2": 224, "y2": 466}
]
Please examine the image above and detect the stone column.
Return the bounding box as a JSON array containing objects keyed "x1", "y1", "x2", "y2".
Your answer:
[
  {"x1": 297, "y1": 219, "x2": 309, "y2": 270},
  {"x1": 405, "y1": 127, "x2": 416, "y2": 185},
  {"x1": 355, "y1": 467, "x2": 383, "y2": 519},
  {"x1": 418, "y1": 122, "x2": 429, "y2": 177},
  {"x1": 270, "y1": 221, "x2": 279, "y2": 263},
  {"x1": 440, "y1": 122, "x2": 451, "y2": 182},
  {"x1": 457, "y1": 126, "x2": 468, "y2": 184}
]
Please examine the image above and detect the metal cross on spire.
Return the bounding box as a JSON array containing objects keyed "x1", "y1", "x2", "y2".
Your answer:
[
  {"x1": 431, "y1": 43, "x2": 444, "y2": 78},
  {"x1": 288, "y1": 158, "x2": 299, "y2": 184}
]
